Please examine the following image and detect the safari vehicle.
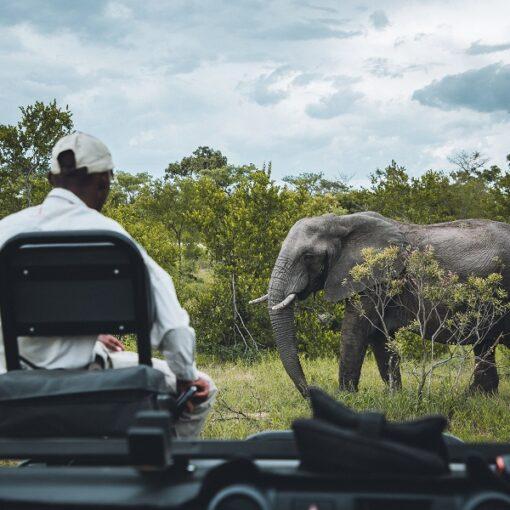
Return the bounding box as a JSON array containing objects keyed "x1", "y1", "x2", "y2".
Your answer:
[{"x1": 0, "y1": 231, "x2": 510, "y2": 510}]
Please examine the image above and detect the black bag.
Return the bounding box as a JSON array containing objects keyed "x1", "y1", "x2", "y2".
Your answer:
[
  {"x1": 0, "y1": 366, "x2": 167, "y2": 437},
  {"x1": 292, "y1": 387, "x2": 449, "y2": 476}
]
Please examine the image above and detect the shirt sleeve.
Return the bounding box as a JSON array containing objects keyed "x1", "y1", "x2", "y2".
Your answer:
[
  {"x1": 100, "y1": 216, "x2": 198, "y2": 380},
  {"x1": 144, "y1": 256, "x2": 199, "y2": 381}
]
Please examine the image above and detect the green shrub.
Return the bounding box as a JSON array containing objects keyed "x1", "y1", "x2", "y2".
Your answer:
[{"x1": 294, "y1": 297, "x2": 342, "y2": 359}]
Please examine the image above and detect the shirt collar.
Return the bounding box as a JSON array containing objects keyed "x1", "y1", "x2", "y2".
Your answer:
[{"x1": 46, "y1": 188, "x2": 89, "y2": 208}]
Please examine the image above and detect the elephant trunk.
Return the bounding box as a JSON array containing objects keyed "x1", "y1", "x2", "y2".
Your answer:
[{"x1": 268, "y1": 261, "x2": 309, "y2": 397}]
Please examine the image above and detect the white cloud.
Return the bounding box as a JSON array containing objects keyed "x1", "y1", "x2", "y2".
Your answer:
[
  {"x1": 370, "y1": 10, "x2": 390, "y2": 30},
  {"x1": 128, "y1": 129, "x2": 158, "y2": 148},
  {"x1": 306, "y1": 87, "x2": 363, "y2": 119},
  {"x1": 365, "y1": 57, "x2": 428, "y2": 78},
  {"x1": 104, "y1": 1, "x2": 133, "y2": 20},
  {"x1": 239, "y1": 66, "x2": 296, "y2": 106},
  {"x1": 1, "y1": 0, "x2": 510, "y2": 180}
]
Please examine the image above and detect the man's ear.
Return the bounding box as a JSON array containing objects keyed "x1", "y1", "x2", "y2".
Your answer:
[{"x1": 95, "y1": 172, "x2": 111, "y2": 191}]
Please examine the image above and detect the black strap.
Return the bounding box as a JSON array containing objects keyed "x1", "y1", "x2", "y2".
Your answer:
[{"x1": 19, "y1": 355, "x2": 41, "y2": 370}]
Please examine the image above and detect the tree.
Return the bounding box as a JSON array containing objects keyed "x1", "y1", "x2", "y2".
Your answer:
[
  {"x1": 409, "y1": 170, "x2": 457, "y2": 223},
  {"x1": 166, "y1": 146, "x2": 227, "y2": 179},
  {"x1": 0, "y1": 100, "x2": 73, "y2": 211},
  {"x1": 344, "y1": 155, "x2": 510, "y2": 223},
  {"x1": 145, "y1": 177, "x2": 215, "y2": 282},
  {"x1": 104, "y1": 173, "x2": 180, "y2": 284},
  {"x1": 492, "y1": 177, "x2": 510, "y2": 222},
  {"x1": 283, "y1": 171, "x2": 349, "y2": 195},
  {"x1": 349, "y1": 246, "x2": 509, "y2": 402},
  {"x1": 448, "y1": 150, "x2": 490, "y2": 182},
  {"x1": 165, "y1": 146, "x2": 258, "y2": 190},
  {"x1": 348, "y1": 161, "x2": 413, "y2": 220},
  {"x1": 107, "y1": 171, "x2": 154, "y2": 208}
]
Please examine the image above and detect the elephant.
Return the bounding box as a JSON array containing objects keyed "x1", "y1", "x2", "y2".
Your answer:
[{"x1": 251, "y1": 212, "x2": 510, "y2": 397}]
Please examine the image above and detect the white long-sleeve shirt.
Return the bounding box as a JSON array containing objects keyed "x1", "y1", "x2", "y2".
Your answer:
[{"x1": 0, "y1": 188, "x2": 198, "y2": 380}]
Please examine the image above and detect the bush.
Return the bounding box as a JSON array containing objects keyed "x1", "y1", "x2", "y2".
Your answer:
[
  {"x1": 294, "y1": 297, "x2": 342, "y2": 359},
  {"x1": 186, "y1": 276, "x2": 272, "y2": 359}
]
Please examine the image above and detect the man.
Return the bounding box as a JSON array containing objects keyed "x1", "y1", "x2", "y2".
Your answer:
[{"x1": 0, "y1": 132, "x2": 216, "y2": 438}]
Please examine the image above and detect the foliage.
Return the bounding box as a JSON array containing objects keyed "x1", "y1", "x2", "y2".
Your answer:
[
  {"x1": 294, "y1": 299, "x2": 341, "y2": 359},
  {"x1": 346, "y1": 155, "x2": 510, "y2": 223},
  {"x1": 105, "y1": 172, "x2": 181, "y2": 283},
  {"x1": 165, "y1": 146, "x2": 254, "y2": 190},
  {"x1": 166, "y1": 146, "x2": 228, "y2": 180},
  {"x1": 0, "y1": 100, "x2": 73, "y2": 213},
  {"x1": 107, "y1": 171, "x2": 153, "y2": 207},
  {"x1": 283, "y1": 171, "x2": 349, "y2": 196},
  {"x1": 349, "y1": 246, "x2": 510, "y2": 401}
]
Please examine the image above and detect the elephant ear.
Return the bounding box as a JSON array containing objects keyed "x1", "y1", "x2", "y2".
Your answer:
[{"x1": 324, "y1": 213, "x2": 406, "y2": 303}]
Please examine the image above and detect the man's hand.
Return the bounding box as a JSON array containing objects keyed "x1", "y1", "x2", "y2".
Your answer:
[
  {"x1": 177, "y1": 377, "x2": 210, "y2": 412},
  {"x1": 98, "y1": 334, "x2": 125, "y2": 352}
]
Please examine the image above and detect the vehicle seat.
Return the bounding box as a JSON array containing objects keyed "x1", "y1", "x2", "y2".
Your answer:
[{"x1": 0, "y1": 231, "x2": 168, "y2": 438}]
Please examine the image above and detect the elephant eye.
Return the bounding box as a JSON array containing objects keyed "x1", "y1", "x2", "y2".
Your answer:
[{"x1": 303, "y1": 253, "x2": 314, "y2": 262}]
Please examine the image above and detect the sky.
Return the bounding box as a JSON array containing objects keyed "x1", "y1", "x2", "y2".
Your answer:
[{"x1": 1, "y1": 0, "x2": 510, "y2": 185}]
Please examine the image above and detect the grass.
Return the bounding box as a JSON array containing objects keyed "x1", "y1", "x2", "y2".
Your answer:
[{"x1": 199, "y1": 352, "x2": 510, "y2": 442}]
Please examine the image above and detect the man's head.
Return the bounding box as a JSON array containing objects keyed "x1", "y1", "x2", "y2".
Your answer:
[{"x1": 49, "y1": 132, "x2": 114, "y2": 211}]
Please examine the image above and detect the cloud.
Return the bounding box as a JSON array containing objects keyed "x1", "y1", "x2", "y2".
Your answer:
[
  {"x1": 103, "y1": 1, "x2": 133, "y2": 20},
  {"x1": 370, "y1": 10, "x2": 390, "y2": 30},
  {"x1": 1, "y1": 0, "x2": 510, "y2": 182},
  {"x1": 306, "y1": 86, "x2": 363, "y2": 119},
  {"x1": 294, "y1": 1, "x2": 338, "y2": 14},
  {"x1": 365, "y1": 58, "x2": 426, "y2": 78},
  {"x1": 259, "y1": 20, "x2": 361, "y2": 41},
  {"x1": 292, "y1": 72, "x2": 322, "y2": 86},
  {"x1": 239, "y1": 66, "x2": 294, "y2": 106},
  {"x1": 466, "y1": 40, "x2": 510, "y2": 55},
  {"x1": 241, "y1": 69, "x2": 361, "y2": 110},
  {"x1": 412, "y1": 63, "x2": 510, "y2": 113}
]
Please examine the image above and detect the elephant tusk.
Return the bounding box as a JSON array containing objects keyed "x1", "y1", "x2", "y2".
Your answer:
[
  {"x1": 271, "y1": 293, "x2": 297, "y2": 311},
  {"x1": 249, "y1": 294, "x2": 268, "y2": 305}
]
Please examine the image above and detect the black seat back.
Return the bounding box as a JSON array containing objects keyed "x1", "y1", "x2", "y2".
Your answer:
[{"x1": 0, "y1": 230, "x2": 153, "y2": 370}]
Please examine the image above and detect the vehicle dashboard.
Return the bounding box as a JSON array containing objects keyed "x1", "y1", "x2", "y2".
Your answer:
[{"x1": 0, "y1": 459, "x2": 509, "y2": 510}]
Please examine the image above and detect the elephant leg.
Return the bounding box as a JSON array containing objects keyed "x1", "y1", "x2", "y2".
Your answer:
[
  {"x1": 371, "y1": 335, "x2": 402, "y2": 391},
  {"x1": 339, "y1": 304, "x2": 371, "y2": 391},
  {"x1": 470, "y1": 342, "x2": 499, "y2": 394}
]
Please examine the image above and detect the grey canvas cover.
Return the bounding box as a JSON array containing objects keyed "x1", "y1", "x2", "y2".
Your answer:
[{"x1": 0, "y1": 366, "x2": 167, "y2": 437}]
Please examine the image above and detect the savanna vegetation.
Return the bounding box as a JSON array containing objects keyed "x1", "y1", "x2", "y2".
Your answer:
[{"x1": 3, "y1": 100, "x2": 510, "y2": 441}]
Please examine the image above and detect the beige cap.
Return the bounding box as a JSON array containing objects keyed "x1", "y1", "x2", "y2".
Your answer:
[{"x1": 51, "y1": 132, "x2": 114, "y2": 175}]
